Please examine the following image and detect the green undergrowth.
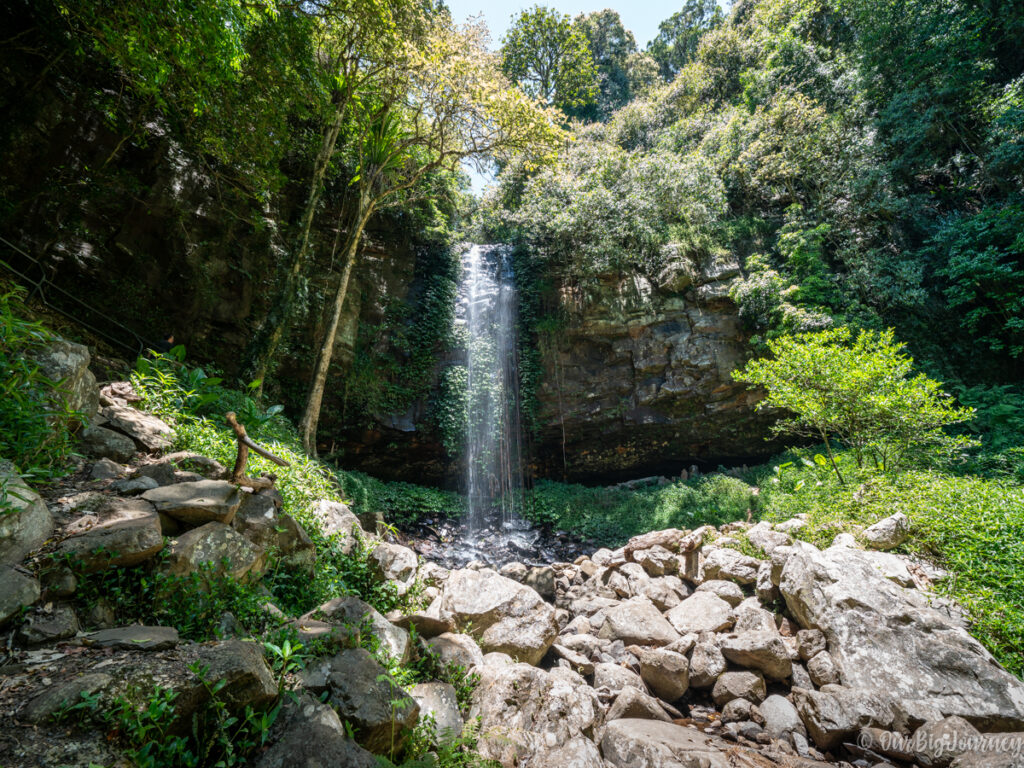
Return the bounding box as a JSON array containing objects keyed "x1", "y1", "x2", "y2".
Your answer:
[
  {"x1": 757, "y1": 449, "x2": 1024, "y2": 677},
  {"x1": 519, "y1": 474, "x2": 757, "y2": 548},
  {"x1": 336, "y1": 469, "x2": 466, "y2": 528}
]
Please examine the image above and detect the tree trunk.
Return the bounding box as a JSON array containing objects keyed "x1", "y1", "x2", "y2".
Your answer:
[
  {"x1": 299, "y1": 196, "x2": 374, "y2": 456},
  {"x1": 242, "y1": 99, "x2": 348, "y2": 391}
]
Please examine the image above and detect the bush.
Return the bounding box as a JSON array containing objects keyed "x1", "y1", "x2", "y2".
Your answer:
[
  {"x1": 734, "y1": 327, "x2": 975, "y2": 480},
  {"x1": 522, "y1": 474, "x2": 756, "y2": 547},
  {"x1": 0, "y1": 287, "x2": 81, "y2": 479}
]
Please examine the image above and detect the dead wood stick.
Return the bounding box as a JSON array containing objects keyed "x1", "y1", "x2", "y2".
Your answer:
[{"x1": 226, "y1": 412, "x2": 290, "y2": 490}]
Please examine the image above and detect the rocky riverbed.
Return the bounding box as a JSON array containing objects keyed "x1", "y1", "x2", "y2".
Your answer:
[{"x1": 2, "y1": 345, "x2": 1023, "y2": 768}]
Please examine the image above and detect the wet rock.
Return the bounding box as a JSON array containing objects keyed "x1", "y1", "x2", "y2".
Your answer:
[
  {"x1": 719, "y1": 630, "x2": 792, "y2": 680},
  {"x1": 712, "y1": 670, "x2": 767, "y2": 707},
  {"x1": 781, "y1": 541, "x2": 1024, "y2": 729},
  {"x1": 80, "y1": 425, "x2": 137, "y2": 463},
  {"x1": 56, "y1": 497, "x2": 163, "y2": 571},
  {"x1": 665, "y1": 591, "x2": 735, "y2": 635},
  {"x1": 410, "y1": 682, "x2": 463, "y2": 744},
  {"x1": 254, "y1": 692, "x2": 377, "y2": 768},
  {"x1": 0, "y1": 566, "x2": 40, "y2": 626},
  {"x1": 142, "y1": 479, "x2": 242, "y2": 525},
  {"x1": 439, "y1": 569, "x2": 558, "y2": 665},
  {"x1": 301, "y1": 647, "x2": 419, "y2": 756},
  {"x1": 0, "y1": 463, "x2": 53, "y2": 565},
  {"x1": 864, "y1": 512, "x2": 910, "y2": 551},
  {"x1": 162, "y1": 522, "x2": 266, "y2": 582},
  {"x1": 599, "y1": 596, "x2": 681, "y2": 647},
  {"x1": 100, "y1": 404, "x2": 174, "y2": 452}
]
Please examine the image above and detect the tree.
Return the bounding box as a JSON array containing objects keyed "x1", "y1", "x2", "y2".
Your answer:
[
  {"x1": 733, "y1": 328, "x2": 974, "y2": 482},
  {"x1": 500, "y1": 5, "x2": 597, "y2": 112},
  {"x1": 646, "y1": 0, "x2": 723, "y2": 81},
  {"x1": 569, "y1": 10, "x2": 637, "y2": 121},
  {"x1": 297, "y1": 18, "x2": 565, "y2": 454}
]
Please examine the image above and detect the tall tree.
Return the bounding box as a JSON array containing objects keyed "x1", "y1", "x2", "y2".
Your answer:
[
  {"x1": 569, "y1": 10, "x2": 637, "y2": 121},
  {"x1": 646, "y1": 0, "x2": 724, "y2": 81},
  {"x1": 297, "y1": 18, "x2": 565, "y2": 454},
  {"x1": 500, "y1": 5, "x2": 597, "y2": 113}
]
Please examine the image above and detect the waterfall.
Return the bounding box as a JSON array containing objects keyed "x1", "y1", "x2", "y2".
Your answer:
[{"x1": 456, "y1": 244, "x2": 525, "y2": 535}]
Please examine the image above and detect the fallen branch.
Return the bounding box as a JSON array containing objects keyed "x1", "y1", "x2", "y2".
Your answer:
[{"x1": 226, "y1": 412, "x2": 290, "y2": 491}]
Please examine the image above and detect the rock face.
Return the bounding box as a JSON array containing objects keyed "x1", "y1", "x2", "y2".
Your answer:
[
  {"x1": 0, "y1": 464, "x2": 54, "y2": 565},
  {"x1": 30, "y1": 337, "x2": 99, "y2": 423},
  {"x1": 780, "y1": 541, "x2": 1024, "y2": 730},
  {"x1": 439, "y1": 569, "x2": 558, "y2": 664}
]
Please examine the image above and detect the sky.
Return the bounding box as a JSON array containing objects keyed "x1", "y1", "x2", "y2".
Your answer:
[{"x1": 446, "y1": 1, "x2": 730, "y2": 193}]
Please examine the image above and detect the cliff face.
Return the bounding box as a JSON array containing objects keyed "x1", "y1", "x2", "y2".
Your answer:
[{"x1": 530, "y1": 253, "x2": 779, "y2": 482}]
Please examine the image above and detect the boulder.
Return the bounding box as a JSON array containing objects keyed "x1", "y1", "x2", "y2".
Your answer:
[
  {"x1": 30, "y1": 337, "x2": 99, "y2": 423},
  {"x1": 90, "y1": 458, "x2": 124, "y2": 480},
  {"x1": 702, "y1": 547, "x2": 761, "y2": 585},
  {"x1": 56, "y1": 497, "x2": 163, "y2": 571},
  {"x1": 0, "y1": 566, "x2": 40, "y2": 625},
  {"x1": 142, "y1": 479, "x2": 242, "y2": 525},
  {"x1": 913, "y1": 716, "x2": 983, "y2": 768},
  {"x1": 593, "y1": 662, "x2": 646, "y2": 695},
  {"x1": 309, "y1": 500, "x2": 364, "y2": 553},
  {"x1": 791, "y1": 685, "x2": 896, "y2": 750},
  {"x1": 524, "y1": 565, "x2": 556, "y2": 599},
  {"x1": 665, "y1": 591, "x2": 735, "y2": 635},
  {"x1": 759, "y1": 694, "x2": 807, "y2": 742},
  {"x1": 18, "y1": 603, "x2": 79, "y2": 646},
  {"x1": 864, "y1": 512, "x2": 910, "y2": 550},
  {"x1": 745, "y1": 521, "x2": 793, "y2": 556},
  {"x1": 721, "y1": 698, "x2": 756, "y2": 723},
  {"x1": 410, "y1": 682, "x2": 463, "y2": 744},
  {"x1": 302, "y1": 596, "x2": 410, "y2": 663},
  {"x1": 635, "y1": 575, "x2": 690, "y2": 611},
  {"x1": 689, "y1": 632, "x2": 728, "y2": 688},
  {"x1": 232, "y1": 492, "x2": 315, "y2": 573},
  {"x1": 163, "y1": 452, "x2": 229, "y2": 480},
  {"x1": 624, "y1": 528, "x2": 688, "y2": 557},
  {"x1": 601, "y1": 719, "x2": 755, "y2": 768},
  {"x1": 470, "y1": 663, "x2": 599, "y2": 767},
  {"x1": 552, "y1": 643, "x2": 594, "y2": 675},
  {"x1": 110, "y1": 476, "x2": 159, "y2": 495},
  {"x1": 368, "y1": 541, "x2": 417, "y2": 595},
  {"x1": 21, "y1": 672, "x2": 113, "y2": 725},
  {"x1": 695, "y1": 579, "x2": 744, "y2": 607},
  {"x1": 636, "y1": 647, "x2": 690, "y2": 702},
  {"x1": 301, "y1": 647, "x2": 419, "y2": 756},
  {"x1": 756, "y1": 561, "x2": 779, "y2": 603},
  {"x1": 0, "y1": 464, "x2": 53, "y2": 565},
  {"x1": 439, "y1": 569, "x2": 558, "y2": 665},
  {"x1": 796, "y1": 629, "x2": 826, "y2": 661},
  {"x1": 100, "y1": 403, "x2": 174, "y2": 452},
  {"x1": 780, "y1": 541, "x2": 1024, "y2": 729},
  {"x1": 607, "y1": 687, "x2": 672, "y2": 722},
  {"x1": 80, "y1": 425, "x2": 137, "y2": 462},
  {"x1": 633, "y1": 545, "x2": 680, "y2": 577},
  {"x1": 598, "y1": 597, "x2": 681, "y2": 647},
  {"x1": 711, "y1": 671, "x2": 767, "y2": 707},
  {"x1": 719, "y1": 631, "x2": 792, "y2": 680},
  {"x1": 132, "y1": 461, "x2": 178, "y2": 486},
  {"x1": 254, "y1": 692, "x2": 377, "y2": 768},
  {"x1": 84, "y1": 625, "x2": 179, "y2": 651},
  {"x1": 806, "y1": 650, "x2": 841, "y2": 686},
  {"x1": 426, "y1": 632, "x2": 485, "y2": 673},
  {"x1": 162, "y1": 522, "x2": 266, "y2": 582}
]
